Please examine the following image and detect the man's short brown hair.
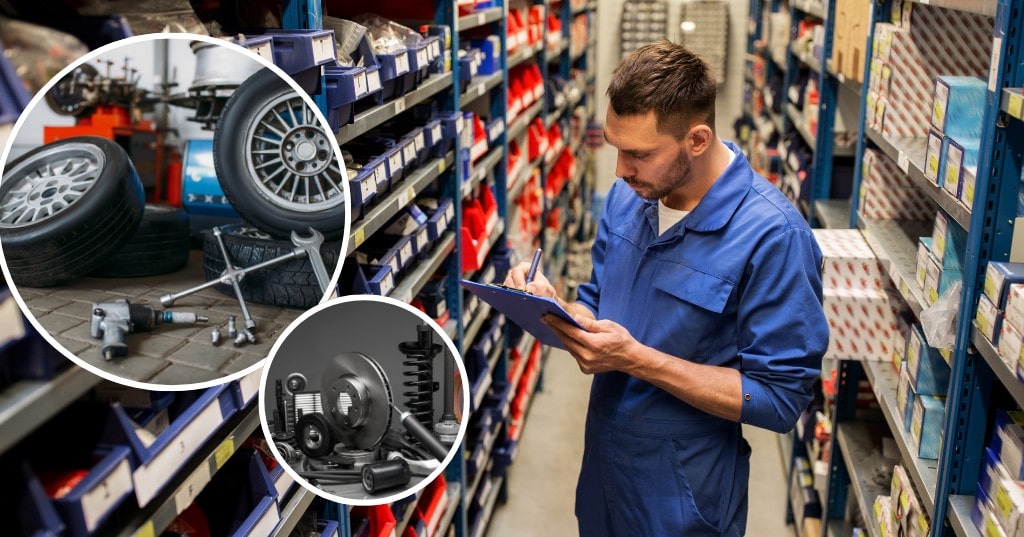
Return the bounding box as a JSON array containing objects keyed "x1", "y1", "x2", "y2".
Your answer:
[{"x1": 607, "y1": 40, "x2": 717, "y2": 139}]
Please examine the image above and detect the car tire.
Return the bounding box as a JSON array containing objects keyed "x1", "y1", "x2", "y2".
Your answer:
[
  {"x1": 202, "y1": 223, "x2": 340, "y2": 308},
  {"x1": 91, "y1": 205, "x2": 191, "y2": 277},
  {"x1": 0, "y1": 136, "x2": 145, "y2": 287},
  {"x1": 213, "y1": 68, "x2": 346, "y2": 239}
]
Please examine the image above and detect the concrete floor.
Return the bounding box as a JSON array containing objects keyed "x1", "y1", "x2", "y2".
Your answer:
[
  {"x1": 15, "y1": 249, "x2": 306, "y2": 386},
  {"x1": 488, "y1": 348, "x2": 794, "y2": 537}
]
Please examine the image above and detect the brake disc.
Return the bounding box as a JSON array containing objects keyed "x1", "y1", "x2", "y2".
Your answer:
[{"x1": 321, "y1": 351, "x2": 393, "y2": 450}]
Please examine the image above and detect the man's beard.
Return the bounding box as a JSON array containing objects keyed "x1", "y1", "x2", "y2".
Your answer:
[{"x1": 623, "y1": 151, "x2": 692, "y2": 202}]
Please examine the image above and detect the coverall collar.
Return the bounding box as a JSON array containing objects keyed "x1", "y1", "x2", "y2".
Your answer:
[{"x1": 644, "y1": 140, "x2": 753, "y2": 236}]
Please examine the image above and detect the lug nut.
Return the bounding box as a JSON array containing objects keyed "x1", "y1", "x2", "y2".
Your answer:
[
  {"x1": 227, "y1": 315, "x2": 238, "y2": 338},
  {"x1": 211, "y1": 327, "x2": 222, "y2": 346}
]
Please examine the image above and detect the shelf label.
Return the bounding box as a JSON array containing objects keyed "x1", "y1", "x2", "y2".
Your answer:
[
  {"x1": 398, "y1": 189, "x2": 411, "y2": 207},
  {"x1": 353, "y1": 228, "x2": 365, "y2": 247},
  {"x1": 310, "y1": 36, "x2": 333, "y2": 65},
  {"x1": 173, "y1": 461, "x2": 212, "y2": 515},
  {"x1": 82, "y1": 458, "x2": 132, "y2": 532},
  {"x1": 438, "y1": 160, "x2": 446, "y2": 174},
  {"x1": 997, "y1": 483, "x2": 1014, "y2": 518},
  {"x1": 214, "y1": 438, "x2": 235, "y2": 469},
  {"x1": 353, "y1": 72, "x2": 368, "y2": 98},
  {"x1": 407, "y1": 187, "x2": 416, "y2": 204},
  {"x1": 1010, "y1": 93, "x2": 1024, "y2": 119},
  {"x1": 897, "y1": 151, "x2": 910, "y2": 173},
  {"x1": 394, "y1": 97, "x2": 407, "y2": 115},
  {"x1": 134, "y1": 521, "x2": 156, "y2": 537},
  {"x1": 396, "y1": 290, "x2": 413, "y2": 304},
  {"x1": 477, "y1": 12, "x2": 486, "y2": 26},
  {"x1": 990, "y1": 37, "x2": 1002, "y2": 92},
  {"x1": 367, "y1": 70, "x2": 382, "y2": 93}
]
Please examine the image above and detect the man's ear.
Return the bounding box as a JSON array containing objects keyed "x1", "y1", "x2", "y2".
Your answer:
[{"x1": 687, "y1": 124, "x2": 713, "y2": 156}]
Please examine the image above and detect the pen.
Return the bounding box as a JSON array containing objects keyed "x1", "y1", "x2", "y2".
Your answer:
[{"x1": 526, "y1": 248, "x2": 543, "y2": 284}]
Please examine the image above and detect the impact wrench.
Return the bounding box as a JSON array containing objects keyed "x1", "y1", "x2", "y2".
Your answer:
[{"x1": 91, "y1": 299, "x2": 207, "y2": 360}]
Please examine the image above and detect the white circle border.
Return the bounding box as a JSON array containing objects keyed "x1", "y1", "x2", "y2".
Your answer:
[
  {"x1": 258, "y1": 294, "x2": 471, "y2": 506},
  {"x1": 0, "y1": 32, "x2": 352, "y2": 392}
]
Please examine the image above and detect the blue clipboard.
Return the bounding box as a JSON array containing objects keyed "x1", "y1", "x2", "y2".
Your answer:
[{"x1": 459, "y1": 280, "x2": 586, "y2": 349}]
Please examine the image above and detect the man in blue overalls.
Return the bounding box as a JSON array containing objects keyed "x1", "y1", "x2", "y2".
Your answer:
[{"x1": 505, "y1": 40, "x2": 829, "y2": 536}]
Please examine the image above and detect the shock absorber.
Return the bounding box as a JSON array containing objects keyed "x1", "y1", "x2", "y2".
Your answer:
[{"x1": 398, "y1": 323, "x2": 443, "y2": 432}]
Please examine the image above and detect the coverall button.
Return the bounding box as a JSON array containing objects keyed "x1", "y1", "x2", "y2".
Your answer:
[{"x1": 744, "y1": 393, "x2": 752, "y2": 401}]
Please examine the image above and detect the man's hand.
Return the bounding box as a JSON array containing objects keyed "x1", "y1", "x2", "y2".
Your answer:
[
  {"x1": 543, "y1": 314, "x2": 641, "y2": 375},
  {"x1": 504, "y1": 260, "x2": 558, "y2": 298}
]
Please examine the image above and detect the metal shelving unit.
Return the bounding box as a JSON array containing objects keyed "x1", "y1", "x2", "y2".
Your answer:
[
  {"x1": 0, "y1": 366, "x2": 101, "y2": 454},
  {"x1": 114, "y1": 407, "x2": 261, "y2": 537},
  {"x1": 858, "y1": 217, "x2": 931, "y2": 317},
  {"x1": 272, "y1": 489, "x2": 316, "y2": 537},
  {"x1": 949, "y1": 495, "x2": 982, "y2": 537},
  {"x1": 835, "y1": 422, "x2": 889, "y2": 537},
  {"x1": 336, "y1": 73, "x2": 454, "y2": 145},
  {"x1": 972, "y1": 326, "x2": 1024, "y2": 407}
]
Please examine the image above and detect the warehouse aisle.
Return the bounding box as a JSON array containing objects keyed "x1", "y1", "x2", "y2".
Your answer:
[{"x1": 487, "y1": 348, "x2": 794, "y2": 536}]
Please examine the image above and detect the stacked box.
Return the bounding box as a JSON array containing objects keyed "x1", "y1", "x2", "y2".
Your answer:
[
  {"x1": 906, "y1": 324, "x2": 950, "y2": 395},
  {"x1": 815, "y1": 230, "x2": 900, "y2": 361},
  {"x1": 859, "y1": 149, "x2": 934, "y2": 221},
  {"x1": 868, "y1": 5, "x2": 992, "y2": 139},
  {"x1": 915, "y1": 237, "x2": 932, "y2": 289},
  {"x1": 976, "y1": 294, "x2": 1003, "y2": 346},
  {"x1": 942, "y1": 136, "x2": 981, "y2": 203},
  {"x1": 931, "y1": 211, "x2": 967, "y2": 271},
  {"x1": 912, "y1": 394, "x2": 946, "y2": 458},
  {"x1": 999, "y1": 320, "x2": 1024, "y2": 372},
  {"x1": 814, "y1": 229, "x2": 886, "y2": 290},
  {"x1": 931, "y1": 76, "x2": 987, "y2": 139},
  {"x1": 1005, "y1": 284, "x2": 1024, "y2": 339},
  {"x1": 896, "y1": 362, "x2": 915, "y2": 431},
  {"x1": 923, "y1": 129, "x2": 949, "y2": 187},
  {"x1": 924, "y1": 251, "x2": 962, "y2": 305},
  {"x1": 984, "y1": 262, "x2": 1024, "y2": 309}
]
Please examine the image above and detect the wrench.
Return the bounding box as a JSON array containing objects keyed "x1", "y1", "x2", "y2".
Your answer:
[
  {"x1": 291, "y1": 227, "x2": 331, "y2": 294},
  {"x1": 159, "y1": 226, "x2": 307, "y2": 330}
]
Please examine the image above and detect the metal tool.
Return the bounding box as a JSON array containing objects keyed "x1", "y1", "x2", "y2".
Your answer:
[
  {"x1": 90, "y1": 299, "x2": 208, "y2": 360},
  {"x1": 227, "y1": 315, "x2": 238, "y2": 338},
  {"x1": 290, "y1": 227, "x2": 331, "y2": 294},
  {"x1": 321, "y1": 351, "x2": 393, "y2": 451},
  {"x1": 434, "y1": 351, "x2": 461, "y2": 446},
  {"x1": 399, "y1": 324, "x2": 443, "y2": 431},
  {"x1": 210, "y1": 327, "x2": 222, "y2": 346},
  {"x1": 159, "y1": 225, "x2": 308, "y2": 331}
]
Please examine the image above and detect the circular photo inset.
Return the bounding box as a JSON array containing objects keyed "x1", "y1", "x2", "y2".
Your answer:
[
  {"x1": 0, "y1": 33, "x2": 349, "y2": 389},
  {"x1": 259, "y1": 295, "x2": 468, "y2": 505}
]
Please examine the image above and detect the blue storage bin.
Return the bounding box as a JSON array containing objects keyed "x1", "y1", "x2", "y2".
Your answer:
[
  {"x1": 102, "y1": 386, "x2": 238, "y2": 506},
  {"x1": 359, "y1": 263, "x2": 396, "y2": 296},
  {"x1": 432, "y1": 112, "x2": 464, "y2": 157},
  {"x1": 261, "y1": 30, "x2": 337, "y2": 92},
  {"x1": 232, "y1": 35, "x2": 275, "y2": 63},
  {"x1": 402, "y1": 126, "x2": 428, "y2": 168},
  {"x1": 382, "y1": 145, "x2": 406, "y2": 184},
  {"x1": 317, "y1": 520, "x2": 341, "y2": 537},
  {"x1": 230, "y1": 369, "x2": 262, "y2": 410},
  {"x1": 349, "y1": 165, "x2": 378, "y2": 221},
  {"x1": 422, "y1": 119, "x2": 443, "y2": 153},
  {"x1": 410, "y1": 222, "x2": 431, "y2": 259},
  {"x1": 195, "y1": 451, "x2": 279, "y2": 536},
  {"x1": 0, "y1": 43, "x2": 28, "y2": 125},
  {"x1": 424, "y1": 198, "x2": 453, "y2": 241},
  {"x1": 402, "y1": 40, "x2": 431, "y2": 90},
  {"x1": 417, "y1": 277, "x2": 449, "y2": 320},
  {"x1": 324, "y1": 65, "x2": 369, "y2": 130},
  {"x1": 468, "y1": 37, "x2": 501, "y2": 75},
  {"x1": 2, "y1": 461, "x2": 65, "y2": 536},
  {"x1": 457, "y1": 48, "x2": 481, "y2": 93},
  {"x1": 23, "y1": 401, "x2": 133, "y2": 537}
]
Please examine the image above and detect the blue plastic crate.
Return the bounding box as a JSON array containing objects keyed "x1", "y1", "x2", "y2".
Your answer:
[
  {"x1": 5, "y1": 462, "x2": 65, "y2": 536},
  {"x1": 349, "y1": 165, "x2": 378, "y2": 219},
  {"x1": 432, "y1": 112, "x2": 463, "y2": 157},
  {"x1": 324, "y1": 65, "x2": 369, "y2": 130},
  {"x1": 376, "y1": 48, "x2": 411, "y2": 101},
  {"x1": 422, "y1": 119, "x2": 443, "y2": 152},
  {"x1": 261, "y1": 30, "x2": 337, "y2": 93},
  {"x1": 232, "y1": 35, "x2": 275, "y2": 64},
  {"x1": 360, "y1": 264, "x2": 396, "y2": 296},
  {"x1": 402, "y1": 126, "x2": 427, "y2": 168}
]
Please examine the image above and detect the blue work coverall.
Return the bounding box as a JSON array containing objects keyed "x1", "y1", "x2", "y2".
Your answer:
[{"x1": 574, "y1": 142, "x2": 829, "y2": 536}]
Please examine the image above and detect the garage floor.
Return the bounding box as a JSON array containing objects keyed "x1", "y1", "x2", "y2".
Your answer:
[{"x1": 15, "y1": 249, "x2": 305, "y2": 386}]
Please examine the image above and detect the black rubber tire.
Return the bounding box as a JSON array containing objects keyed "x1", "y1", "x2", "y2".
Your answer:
[
  {"x1": 0, "y1": 136, "x2": 145, "y2": 287},
  {"x1": 202, "y1": 223, "x2": 340, "y2": 308},
  {"x1": 90, "y1": 205, "x2": 191, "y2": 278},
  {"x1": 213, "y1": 68, "x2": 346, "y2": 239},
  {"x1": 296, "y1": 413, "x2": 334, "y2": 458}
]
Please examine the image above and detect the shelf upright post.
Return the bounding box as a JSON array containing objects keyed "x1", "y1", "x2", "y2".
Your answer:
[
  {"x1": 281, "y1": 0, "x2": 321, "y2": 29},
  {"x1": 807, "y1": 0, "x2": 839, "y2": 224},
  {"x1": 819, "y1": 360, "x2": 863, "y2": 536},
  {"x1": 846, "y1": 0, "x2": 886, "y2": 227},
  {"x1": 934, "y1": 1, "x2": 1024, "y2": 534}
]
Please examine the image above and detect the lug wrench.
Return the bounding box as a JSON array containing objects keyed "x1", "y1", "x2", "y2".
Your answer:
[
  {"x1": 290, "y1": 227, "x2": 331, "y2": 294},
  {"x1": 159, "y1": 226, "x2": 308, "y2": 331}
]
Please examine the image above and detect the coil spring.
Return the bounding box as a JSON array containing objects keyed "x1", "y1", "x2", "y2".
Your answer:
[{"x1": 401, "y1": 350, "x2": 434, "y2": 429}]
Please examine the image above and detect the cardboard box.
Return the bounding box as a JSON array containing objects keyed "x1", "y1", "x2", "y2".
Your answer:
[
  {"x1": 906, "y1": 324, "x2": 950, "y2": 395},
  {"x1": 984, "y1": 262, "x2": 1024, "y2": 309},
  {"x1": 924, "y1": 253, "x2": 963, "y2": 305},
  {"x1": 999, "y1": 320, "x2": 1024, "y2": 372},
  {"x1": 976, "y1": 293, "x2": 1003, "y2": 346},
  {"x1": 923, "y1": 129, "x2": 948, "y2": 187},
  {"x1": 931, "y1": 211, "x2": 967, "y2": 271},
  {"x1": 931, "y1": 76, "x2": 987, "y2": 139},
  {"x1": 960, "y1": 165, "x2": 977, "y2": 210},
  {"x1": 896, "y1": 362, "x2": 915, "y2": 431},
  {"x1": 911, "y1": 394, "x2": 946, "y2": 459},
  {"x1": 823, "y1": 287, "x2": 899, "y2": 361},
  {"x1": 993, "y1": 410, "x2": 1024, "y2": 480},
  {"x1": 813, "y1": 229, "x2": 885, "y2": 290},
  {"x1": 1005, "y1": 284, "x2": 1024, "y2": 335},
  {"x1": 915, "y1": 237, "x2": 932, "y2": 289},
  {"x1": 942, "y1": 136, "x2": 981, "y2": 201}
]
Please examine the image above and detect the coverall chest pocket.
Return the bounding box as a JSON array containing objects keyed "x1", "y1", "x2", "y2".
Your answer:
[{"x1": 650, "y1": 263, "x2": 735, "y2": 359}]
